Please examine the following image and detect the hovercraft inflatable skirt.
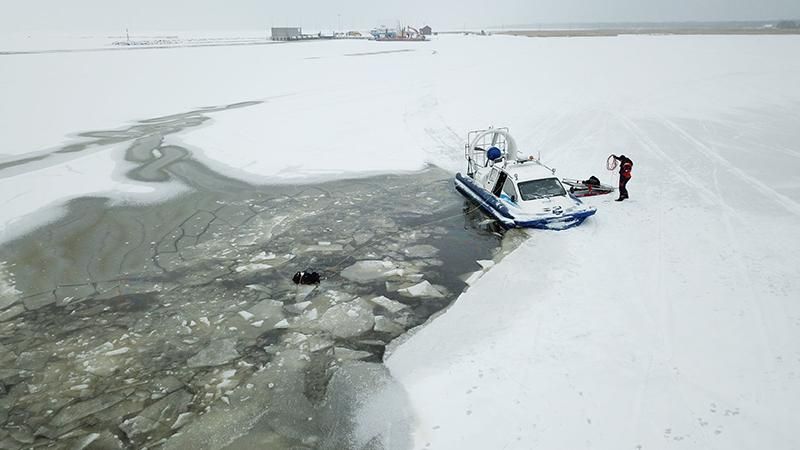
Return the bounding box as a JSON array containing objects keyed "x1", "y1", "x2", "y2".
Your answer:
[{"x1": 455, "y1": 173, "x2": 596, "y2": 230}]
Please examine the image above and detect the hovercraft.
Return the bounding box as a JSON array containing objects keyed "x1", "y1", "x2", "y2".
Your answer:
[{"x1": 454, "y1": 127, "x2": 596, "y2": 230}]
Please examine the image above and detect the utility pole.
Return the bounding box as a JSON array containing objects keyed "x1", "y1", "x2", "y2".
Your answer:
[{"x1": 126, "y1": 28, "x2": 130, "y2": 45}]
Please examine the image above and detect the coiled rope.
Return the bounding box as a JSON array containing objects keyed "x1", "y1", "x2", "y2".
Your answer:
[{"x1": 606, "y1": 154, "x2": 618, "y2": 171}]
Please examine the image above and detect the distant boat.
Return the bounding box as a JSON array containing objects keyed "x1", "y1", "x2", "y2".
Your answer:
[{"x1": 370, "y1": 26, "x2": 426, "y2": 41}]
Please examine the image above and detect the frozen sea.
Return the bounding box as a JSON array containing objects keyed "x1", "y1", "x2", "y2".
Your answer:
[{"x1": 1, "y1": 32, "x2": 800, "y2": 449}]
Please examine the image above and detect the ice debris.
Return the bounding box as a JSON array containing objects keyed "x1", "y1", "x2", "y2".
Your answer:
[
  {"x1": 248, "y1": 299, "x2": 284, "y2": 319},
  {"x1": 186, "y1": 339, "x2": 239, "y2": 368},
  {"x1": 368, "y1": 296, "x2": 408, "y2": 313},
  {"x1": 235, "y1": 263, "x2": 273, "y2": 273},
  {"x1": 318, "y1": 361, "x2": 412, "y2": 449},
  {"x1": 284, "y1": 301, "x2": 311, "y2": 315},
  {"x1": 50, "y1": 394, "x2": 124, "y2": 427},
  {"x1": 0, "y1": 262, "x2": 21, "y2": 311},
  {"x1": 477, "y1": 259, "x2": 495, "y2": 270},
  {"x1": 334, "y1": 347, "x2": 372, "y2": 361},
  {"x1": 0, "y1": 304, "x2": 24, "y2": 322},
  {"x1": 463, "y1": 271, "x2": 484, "y2": 286},
  {"x1": 373, "y1": 316, "x2": 404, "y2": 335},
  {"x1": 105, "y1": 347, "x2": 130, "y2": 356},
  {"x1": 171, "y1": 412, "x2": 194, "y2": 430},
  {"x1": 397, "y1": 280, "x2": 445, "y2": 298},
  {"x1": 316, "y1": 298, "x2": 374, "y2": 338},
  {"x1": 119, "y1": 389, "x2": 193, "y2": 442},
  {"x1": 403, "y1": 244, "x2": 439, "y2": 258},
  {"x1": 340, "y1": 260, "x2": 402, "y2": 283}
]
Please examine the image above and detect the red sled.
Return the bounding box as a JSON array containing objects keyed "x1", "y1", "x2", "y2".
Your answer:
[{"x1": 561, "y1": 177, "x2": 615, "y2": 197}]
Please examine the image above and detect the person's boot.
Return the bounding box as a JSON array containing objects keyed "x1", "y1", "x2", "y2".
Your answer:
[{"x1": 615, "y1": 197, "x2": 624, "y2": 201}]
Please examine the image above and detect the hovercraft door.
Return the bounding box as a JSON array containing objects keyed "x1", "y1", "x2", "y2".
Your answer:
[{"x1": 492, "y1": 171, "x2": 508, "y2": 197}]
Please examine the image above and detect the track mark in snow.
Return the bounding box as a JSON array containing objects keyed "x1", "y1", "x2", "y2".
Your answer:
[
  {"x1": 709, "y1": 161, "x2": 776, "y2": 371},
  {"x1": 344, "y1": 49, "x2": 415, "y2": 57},
  {"x1": 618, "y1": 113, "x2": 776, "y2": 445},
  {"x1": 404, "y1": 91, "x2": 462, "y2": 166},
  {"x1": 615, "y1": 113, "x2": 724, "y2": 210},
  {"x1": 424, "y1": 126, "x2": 461, "y2": 152},
  {"x1": 662, "y1": 118, "x2": 800, "y2": 217}
]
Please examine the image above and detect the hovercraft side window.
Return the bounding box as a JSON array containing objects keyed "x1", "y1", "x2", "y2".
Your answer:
[
  {"x1": 501, "y1": 177, "x2": 517, "y2": 202},
  {"x1": 518, "y1": 178, "x2": 566, "y2": 200}
]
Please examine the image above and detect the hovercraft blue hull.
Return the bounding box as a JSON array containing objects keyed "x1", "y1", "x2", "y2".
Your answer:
[{"x1": 454, "y1": 173, "x2": 595, "y2": 230}]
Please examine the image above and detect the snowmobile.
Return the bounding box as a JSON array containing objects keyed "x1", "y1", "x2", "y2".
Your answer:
[{"x1": 454, "y1": 127, "x2": 596, "y2": 230}]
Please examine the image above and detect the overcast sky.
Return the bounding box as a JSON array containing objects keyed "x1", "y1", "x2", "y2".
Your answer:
[{"x1": 3, "y1": 0, "x2": 799, "y2": 33}]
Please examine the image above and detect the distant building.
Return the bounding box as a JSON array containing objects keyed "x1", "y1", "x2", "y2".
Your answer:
[
  {"x1": 271, "y1": 27, "x2": 302, "y2": 41},
  {"x1": 346, "y1": 31, "x2": 362, "y2": 37},
  {"x1": 420, "y1": 25, "x2": 432, "y2": 36}
]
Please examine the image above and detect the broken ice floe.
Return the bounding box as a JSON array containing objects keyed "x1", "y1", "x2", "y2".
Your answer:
[
  {"x1": 313, "y1": 298, "x2": 374, "y2": 339},
  {"x1": 234, "y1": 263, "x2": 273, "y2": 273},
  {"x1": 340, "y1": 260, "x2": 403, "y2": 283},
  {"x1": 402, "y1": 244, "x2": 439, "y2": 258},
  {"x1": 0, "y1": 262, "x2": 22, "y2": 313},
  {"x1": 119, "y1": 389, "x2": 193, "y2": 444},
  {"x1": 463, "y1": 270, "x2": 485, "y2": 286},
  {"x1": 334, "y1": 347, "x2": 373, "y2": 361},
  {"x1": 0, "y1": 304, "x2": 24, "y2": 322},
  {"x1": 477, "y1": 259, "x2": 495, "y2": 270},
  {"x1": 284, "y1": 301, "x2": 311, "y2": 315},
  {"x1": 368, "y1": 295, "x2": 408, "y2": 313},
  {"x1": 397, "y1": 280, "x2": 446, "y2": 298},
  {"x1": 187, "y1": 339, "x2": 240, "y2": 368},
  {"x1": 0, "y1": 167, "x2": 504, "y2": 447},
  {"x1": 373, "y1": 316, "x2": 404, "y2": 335}
]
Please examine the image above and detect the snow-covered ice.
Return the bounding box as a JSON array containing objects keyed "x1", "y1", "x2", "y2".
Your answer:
[
  {"x1": 1, "y1": 32, "x2": 799, "y2": 449},
  {"x1": 0, "y1": 30, "x2": 276, "y2": 53},
  {"x1": 382, "y1": 36, "x2": 800, "y2": 450},
  {"x1": 4, "y1": 34, "x2": 800, "y2": 241}
]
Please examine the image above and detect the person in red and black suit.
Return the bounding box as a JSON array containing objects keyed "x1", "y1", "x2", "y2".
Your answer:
[{"x1": 612, "y1": 154, "x2": 633, "y2": 201}]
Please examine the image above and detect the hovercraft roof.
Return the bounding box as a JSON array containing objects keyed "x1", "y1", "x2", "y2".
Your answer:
[{"x1": 504, "y1": 161, "x2": 556, "y2": 181}]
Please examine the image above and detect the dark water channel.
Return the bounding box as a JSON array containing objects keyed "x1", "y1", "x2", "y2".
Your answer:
[{"x1": 0, "y1": 106, "x2": 512, "y2": 449}]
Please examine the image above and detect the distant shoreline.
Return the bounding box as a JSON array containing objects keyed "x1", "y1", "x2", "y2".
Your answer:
[{"x1": 447, "y1": 28, "x2": 800, "y2": 37}]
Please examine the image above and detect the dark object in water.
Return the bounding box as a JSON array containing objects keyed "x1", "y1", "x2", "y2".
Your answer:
[{"x1": 293, "y1": 270, "x2": 321, "y2": 285}]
